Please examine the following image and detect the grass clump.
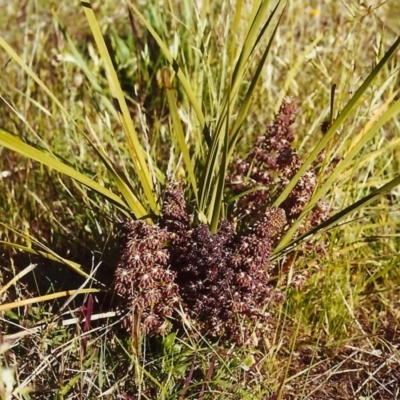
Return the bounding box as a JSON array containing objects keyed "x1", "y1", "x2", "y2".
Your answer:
[
  {"x1": 0, "y1": 0, "x2": 400, "y2": 399},
  {"x1": 114, "y1": 98, "x2": 329, "y2": 347}
]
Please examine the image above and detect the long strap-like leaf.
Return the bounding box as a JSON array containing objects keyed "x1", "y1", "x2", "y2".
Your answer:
[
  {"x1": 275, "y1": 94, "x2": 400, "y2": 253},
  {"x1": 0, "y1": 128, "x2": 131, "y2": 215},
  {"x1": 272, "y1": 173, "x2": 400, "y2": 260},
  {"x1": 0, "y1": 34, "x2": 148, "y2": 218},
  {"x1": 273, "y1": 35, "x2": 400, "y2": 209},
  {"x1": 81, "y1": 1, "x2": 158, "y2": 214}
]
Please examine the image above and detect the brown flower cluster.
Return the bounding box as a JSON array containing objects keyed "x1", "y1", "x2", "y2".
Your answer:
[
  {"x1": 113, "y1": 98, "x2": 330, "y2": 345},
  {"x1": 226, "y1": 98, "x2": 331, "y2": 290},
  {"x1": 113, "y1": 219, "x2": 181, "y2": 335},
  {"x1": 227, "y1": 97, "x2": 329, "y2": 229},
  {"x1": 114, "y1": 185, "x2": 287, "y2": 345}
]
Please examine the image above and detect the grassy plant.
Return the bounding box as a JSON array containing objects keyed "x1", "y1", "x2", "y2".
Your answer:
[{"x1": 0, "y1": 0, "x2": 400, "y2": 398}]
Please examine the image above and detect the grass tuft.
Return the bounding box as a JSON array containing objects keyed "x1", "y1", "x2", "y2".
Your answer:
[{"x1": 0, "y1": 0, "x2": 399, "y2": 398}]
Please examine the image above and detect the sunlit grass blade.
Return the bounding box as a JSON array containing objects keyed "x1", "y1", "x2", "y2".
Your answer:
[
  {"x1": 0, "y1": 32, "x2": 146, "y2": 217},
  {"x1": 60, "y1": 374, "x2": 84, "y2": 398},
  {"x1": 229, "y1": 6, "x2": 284, "y2": 155},
  {"x1": 60, "y1": 354, "x2": 99, "y2": 397},
  {"x1": 209, "y1": 102, "x2": 229, "y2": 233},
  {"x1": 56, "y1": 20, "x2": 102, "y2": 94},
  {"x1": 198, "y1": 126, "x2": 225, "y2": 220},
  {"x1": 226, "y1": 186, "x2": 269, "y2": 204},
  {"x1": 275, "y1": 93, "x2": 400, "y2": 253},
  {"x1": 162, "y1": 68, "x2": 199, "y2": 205},
  {"x1": 0, "y1": 288, "x2": 101, "y2": 312},
  {"x1": 1, "y1": 223, "x2": 86, "y2": 264},
  {"x1": 0, "y1": 263, "x2": 38, "y2": 297},
  {"x1": 127, "y1": 0, "x2": 205, "y2": 128},
  {"x1": 273, "y1": 35, "x2": 400, "y2": 209},
  {"x1": 0, "y1": 240, "x2": 89, "y2": 279},
  {"x1": 55, "y1": 19, "x2": 119, "y2": 120},
  {"x1": 215, "y1": 0, "x2": 281, "y2": 138},
  {"x1": 0, "y1": 36, "x2": 71, "y2": 120},
  {"x1": 81, "y1": 1, "x2": 158, "y2": 214},
  {"x1": 340, "y1": 135, "x2": 400, "y2": 182},
  {"x1": 0, "y1": 128, "x2": 131, "y2": 215},
  {"x1": 230, "y1": 0, "x2": 276, "y2": 87},
  {"x1": 0, "y1": 34, "x2": 143, "y2": 218},
  {"x1": 272, "y1": 173, "x2": 400, "y2": 260},
  {"x1": 200, "y1": 2, "x2": 283, "y2": 218},
  {"x1": 85, "y1": 118, "x2": 148, "y2": 218}
]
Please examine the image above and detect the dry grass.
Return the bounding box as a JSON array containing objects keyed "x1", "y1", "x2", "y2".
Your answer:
[{"x1": 0, "y1": 0, "x2": 399, "y2": 399}]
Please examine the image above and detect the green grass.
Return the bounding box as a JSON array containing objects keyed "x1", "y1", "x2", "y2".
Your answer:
[{"x1": 0, "y1": 0, "x2": 400, "y2": 399}]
